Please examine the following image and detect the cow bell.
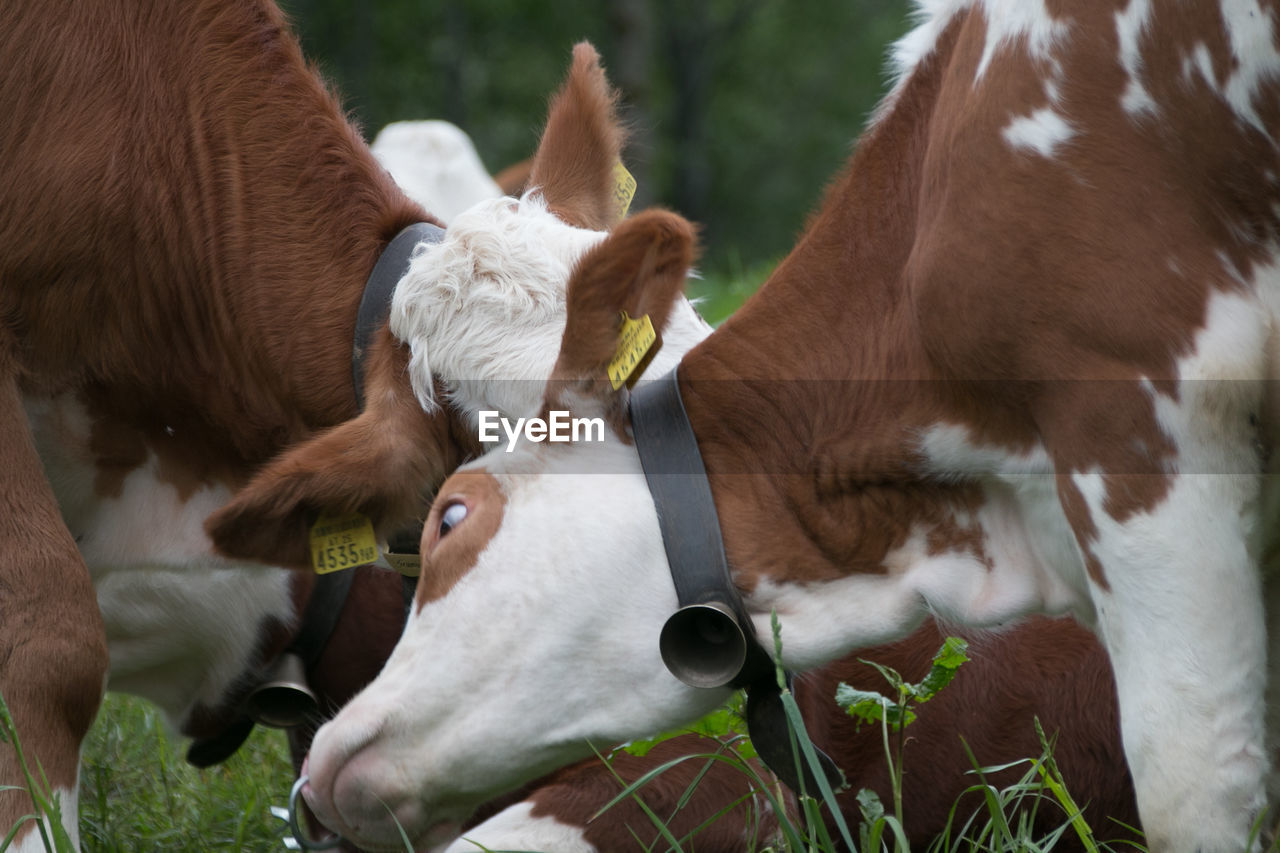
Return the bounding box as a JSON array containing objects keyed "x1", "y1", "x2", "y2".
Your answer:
[
  {"x1": 659, "y1": 602, "x2": 749, "y2": 689},
  {"x1": 245, "y1": 652, "x2": 319, "y2": 729}
]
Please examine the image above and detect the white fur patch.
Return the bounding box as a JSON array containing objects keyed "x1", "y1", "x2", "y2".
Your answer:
[
  {"x1": 24, "y1": 394, "x2": 295, "y2": 725},
  {"x1": 1219, "y1": 0, "x2": 1280, "y2": 138},
  {"x1": 1069, "y1": 289, "x2": 1271, "y2": 849},
  {"x1": 1177, "y1": 4, "x2": 1280, "y2": 139},
  {"x1": 440, "y1": 802, "x2": 596, "y2": 853},
  {"x1": 918, "y1": 423, "x2": 1089, "y2": 611},
  {"x1": 916, "y1": 421, "x2": 1053, "y2": 478},
  {"x1": 389, "y1": 194, "x2": 710, "y2": 427},
  {"x1": 885, "y1": 1, "x2": 1070, "y2": 126},
  {"x1": 1002, "y1": 106, "x2": 1075, "y2": 157},
  {"x1": 389, "y1": 194, "x2": 607, "y2": 420},
  {"x1": 749, "y1": 501, "x2": 1082, "y2": 673},
  {"x1": 371, "y1": 120, "x2": 502, "y2": 225},
  {"x1": 890, "y1": 0, "x2": 976, "y2": 84},
  {"x1": 972, "y1": 0, "x2": 1070, "y2": 82},
  {"x1": 7, "y1": 785, "x2": 78, "y2": 853},
  {"x1": 1072, "y1": 463, "x2": 1267, "y2": 849},
  {"x1": 1115, "y1": 0, "x2": 1158, "y2": 117}
]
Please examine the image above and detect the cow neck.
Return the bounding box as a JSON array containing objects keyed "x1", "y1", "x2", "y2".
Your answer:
[
  {"x1": 90, "y1": 0, "x2": 435, "y2": 461},
  {"x1": 671, "y1": 32, "x2": 947, "y2": 593},
  {"x1": 629, "y1": 368, "x2": 844, "y2": 795},
  {"x1": 20, "y1": 1, "x2": 438, "y2": 470},
  {"x1": 185, "y1": 224, "x2": 438, "y2": 768}
]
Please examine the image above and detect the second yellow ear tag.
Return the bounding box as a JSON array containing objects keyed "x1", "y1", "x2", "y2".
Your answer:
[
  {"x1": 607, "y1": 311, "x2": 656, "y2": 390},
  {"x1": 309, "y1": 513, "x2": 379, "y2": 574},
  {"x1": 611, "y1": 162, "x2": 637, "y2": 220}
]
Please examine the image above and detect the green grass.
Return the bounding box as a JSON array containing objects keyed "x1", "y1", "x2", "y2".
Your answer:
[
  {"x1": 64, "y1": 672, "x2": 1148, "y2": 853},
  {"x1": 687, "y1": 255, "x2": 775, "y2": 326},
  {"x1": 79, "y1": 694, "x2": 294, "y2": 853}
]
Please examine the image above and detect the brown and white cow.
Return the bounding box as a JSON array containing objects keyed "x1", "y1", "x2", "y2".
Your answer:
[
  {"x1": 0, "y1": 0, "x2": 470, "y2": 844},
  {"x1": 271, "y1": 2, "x2": 1280, "y2": 851}
]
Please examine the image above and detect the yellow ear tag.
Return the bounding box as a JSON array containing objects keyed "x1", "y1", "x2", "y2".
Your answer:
[
  {"x1": 309, "y1": 512, "x2": 379, "y2": 574},
  {"x1": 607, "y1": 311, "x2": 657, "y2": 390},
  {"x1": 611, "y1": 162, "x2": 637, "y2": 220}
]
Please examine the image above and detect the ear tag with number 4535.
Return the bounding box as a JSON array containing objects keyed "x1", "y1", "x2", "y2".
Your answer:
[{"x1": 309, "y1": 513, "x2": 379, "y2": 574}]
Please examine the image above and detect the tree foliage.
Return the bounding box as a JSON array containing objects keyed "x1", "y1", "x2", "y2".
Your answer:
[{"x1": 282, "y1": 0, "x2": 912, "y2": 270}]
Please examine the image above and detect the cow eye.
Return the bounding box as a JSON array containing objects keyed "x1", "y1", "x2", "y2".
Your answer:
[{"x1": 438, "y1": 502, "x2": 468, "y2": 538}]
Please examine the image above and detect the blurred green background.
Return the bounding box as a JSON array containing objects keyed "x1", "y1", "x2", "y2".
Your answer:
[{"x1": 282, "y1": 0, "x2": 913, "y2": 281}]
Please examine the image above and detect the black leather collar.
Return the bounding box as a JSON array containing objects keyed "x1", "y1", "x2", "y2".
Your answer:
[
  {"x1": 352, "y1": 221, "x2": 446, "y2": 403},
  {"x1": 629, "y1": 368, "x2": 843, "y2": 795}
]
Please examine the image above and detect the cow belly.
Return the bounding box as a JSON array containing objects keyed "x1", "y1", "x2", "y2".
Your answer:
[
  {"x1": 24, "y1": 392, "x2": 295, "y2": 725},
  {"x1": 94, "y1": 564, "x2": 292, "y2": 722}
]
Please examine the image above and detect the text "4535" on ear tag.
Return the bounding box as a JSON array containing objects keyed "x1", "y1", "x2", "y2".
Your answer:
[
  {"x1": 607, "y1": 311, "x2": 656, "y2": 390},
  {"x1": 309, "y1": 512, "x2": 379, "y2": 574}
]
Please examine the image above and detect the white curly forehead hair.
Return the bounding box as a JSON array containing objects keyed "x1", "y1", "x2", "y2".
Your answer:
[{"x1": 388, "y1": 192, "x2": 609, "y2": 424}]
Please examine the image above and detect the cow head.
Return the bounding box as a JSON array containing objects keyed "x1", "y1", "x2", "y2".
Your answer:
[
  {"x1": 205, "y1": 42, "x2": 639, "y2": 569},
  {"x1": 298, "y1": 207, "x2": 714, "y2": 850}
]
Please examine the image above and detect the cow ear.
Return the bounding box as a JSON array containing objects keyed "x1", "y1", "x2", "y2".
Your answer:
[
  {"x1": 206, "y1": 330, "x2": 462, "y2": 569},
  {"x1": 550, "y1": 208, "x2": 697, "y2": 387},
  {"x1": 527, "y1": 42, "x2": 628, "y2": 230}
]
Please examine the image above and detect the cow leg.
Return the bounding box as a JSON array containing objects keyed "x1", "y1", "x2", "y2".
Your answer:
[
  {"x1": 1068, "y1": 468, "x2": 1268, "y2": 853},
  {"x1": 1044, "y1": 373, "x2": 1270, "y2": 853},
  {"x1": 0, "y1": 370, "x2": 108, "y2": 850}
]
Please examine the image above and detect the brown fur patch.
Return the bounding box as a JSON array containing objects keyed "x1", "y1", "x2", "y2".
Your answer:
[
  {"x1": 417, "y1": 470, "x2": 506, "y2": 606},
  {"x1": 0, "y1": 372, "x2": 107, "y2": 820},
  {"x1": 794, "y1": 617, "x2": 1138, "y2": 846},
  {"x1": 5, "y1": 0, "x2": 432, "y2": 463},
  {"x1": 207, "y1": 329, "x2": 469, "y2": 568},
  {"x1": 668, "y1": 1, "x2": 1280, "y2": 596},
  {"x1": 527, "y1": 43, "x2": 628, "y2": 231}
]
